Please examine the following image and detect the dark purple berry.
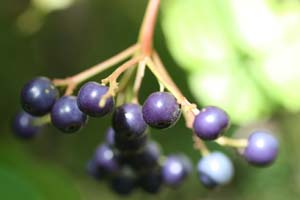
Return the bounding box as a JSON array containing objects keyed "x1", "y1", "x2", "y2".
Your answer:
[
  {"x1": 113, "y1": 103, "x2": 147, "y2": 139},
  {"x1": 114, "y1": 132, "x2": 148, "y2": 153},
  {"x1": 129, "y1": 141, "x2": 161, "y2": 171},
  {"x1": 193, "y1": 106, "x2": 229, "y2": 140},
  {"x1": 110, "y1": 167, "x2": 136, "y2": 195},
  {"x1": 105, "y1": 127, "x2": 115, "y2": 146},
  {"x1": 199, "y1": 173, "x2": 218, "y2": 189},
  {"x1": 162, "y1": 155, "x2": 190, "y2": 187},
  {"x1": 77, "y1": 82, "x2": 114, "y2": 117},
  {"x1": 12, "y1": 111, "x2": 42, "y2": 139},
  {"x1": 244, "y1": 131, "x2": 278, "y2": 166},
  {"x1": 94, "y1": 144, "x2": 120, "y2": 173},
  {"x1": 139, "y1": 169, "x2": 162, "y2": 194},
  {"x1": 142, "y1": 92, "x2": 181, "y2": 129},
  {"x1": 51, "y1": 96, "x2": 88, "y2": 133},
  {"x1": 21, "y1": 77, "x2": 59, "y2": 116}
]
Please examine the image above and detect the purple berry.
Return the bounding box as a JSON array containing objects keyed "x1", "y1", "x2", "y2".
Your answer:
[
  {"x1": 193, "y1": 106, "x2": 229, "y2": 140},
  {"x1": 21, "y1": 77, "x2": 59, "y2": 116},
  {"x1": 162, "y1": 155, "x2": 190, "y2": 187},
  {"x1": 77, "y1": 82, "x2": 114, "y2": 117},
  {"x1": 113, "y1": 103, "x2": 147, "y2": 139},
  {"x1": 94, "y1": 144, "x2": 120, "y2": 173},
  {"x1": 244, "y1": 131, "x2": 279, "y2": 166},
  {"x1": 138, "y1": 169, "x2": 162, "y2": 194},
  {"x1": 114, "y1": 132, "x2": 148, "y2": 153},
  {"x1": 51, "y1": 96, "x2": 88, "y2": 133},
  {"x1": 110, "y1": 167, "x2": 136, "y2": 195},
  {"x1": 12, "y1": 111, "x2": 42, "y2": 139},
  {"x1": 197, "y1": 152, "x2": 234, "y2": 187},
  {"x1": 86, "y1": 158, "x2": 105, "y2": 180},
  {"x1": 142, "y1": 92, "x2": 181, "y2": 129}
]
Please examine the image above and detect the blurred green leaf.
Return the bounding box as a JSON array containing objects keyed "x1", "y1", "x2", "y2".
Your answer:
[{"x1": 161, "y1": 0, "x2": 300, "y2": 124}]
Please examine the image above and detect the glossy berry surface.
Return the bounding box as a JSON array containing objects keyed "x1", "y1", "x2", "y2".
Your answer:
[
  {"x1": 12, "y1": 111, "x2": 42, "y2": 139},
  {"x1": 77, "y1": 82, "x2": 114, "y2": 117},
  {"x1": 197, "y1": 152, "x2": 234, "y2": 187},
  {"x1": 21, "y1": 77, "x2": 59, "y2": 116},
  {"x1": 51, "y1": 96, "x2": 88, "y2": 133},
  {"x1": 142, "y1": 92, "x2": 181, "y2": 129},
  {"x1": 193, "y1": 106, "x2": 229, "y2": 140},
  {"x1": 244, "y1": 131, "x2": 278, "y2": 166},
  {"x1": 162, "y1": 155, "x2": 190, "y2": 187},
  {"x1": 113, "y1": 103, "x2": 147, "y2": 139},
  {"x1": 94, "y1": 144, "x2": 120, "y2": 173}
]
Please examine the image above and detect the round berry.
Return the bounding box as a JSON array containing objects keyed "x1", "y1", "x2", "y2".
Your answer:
[
  {"x1": 12, "y1": 111, "x2": 42, "y2": 139},
  {"x1": 162, "y1": 155, "x2": 190, "y2": 187},
  {"x1": 105, "y1": 127, "x2": 115, "y2": 146},
  {"x1": 113, "y1": 103, "x2": 147, "y2": 139},
  {"x1": 77, "y1": 82, "x2": 114, "y2": 117},
  {"x1": 51, "y1": 96, "x2": 88, "y2": 133},
  {"x1": 110, "y1": 167, "x2": 136, "y2": 195},
  {"x1": 197, "y1": 152, "x2": 234, "y2": 187},
  {"x1": 244, "y1": 131, "x2": 278, "y2": 166},
  {"x1": 94, "y1": 144, "x2": 120, "y2": 173},
  {"x1": 142, "y1": 92, "x2": 181, "y2": 129},
  {"x1": 138, "y1": 169, "x2": 162, "y2": 194},
  {"x1": 21, "y1": 77, "x2": 59, "y2": 116},
  {"x1": 193, "y1": 106, "x2": 229, "y2": 140},
  {"x1": 129, "y1": 141, "x2": 161, "y2": 171},
  {"x1": 114, "y1": 132, "x2": 148, "y2": 153}
]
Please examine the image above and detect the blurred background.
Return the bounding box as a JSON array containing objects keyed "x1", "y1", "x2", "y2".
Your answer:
[{"x1": 1, "y1": 0, "x2": 300, "y2": 199}]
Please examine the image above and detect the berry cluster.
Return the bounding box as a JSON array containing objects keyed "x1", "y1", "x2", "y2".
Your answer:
[{"x1": 11, "y1": 0, "x2": 279, "y2": 196}]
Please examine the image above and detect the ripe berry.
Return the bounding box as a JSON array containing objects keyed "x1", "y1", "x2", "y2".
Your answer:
[
  {"x1": 197, "y1": 152, "x2": 234, "y2": 188},
  {"x1": 162, "y1": 155, "x2": 190, "y2": 187},
  {"x1": 138, "y1": 169, "x2": 162, "y2": 194},
  {"x1": 110, "y1": 167, "x2": 136, "y2": 195},
  {"x1": 142, "y1": 92, "x2": 181, "y2": 129},
  {"x1": 113, "y1": 103, "x2": 147, "y2": 139},
  {"x1": 129, "y1": 141, "x2": 161, "y2": 171},
  {"x1": 51, "y1": 96, "x2": 88, "y2": 133},
  {"x1": 12, "y1": 111, "x2": 42, "y2": 139},
  {"x1": 244, "y1": 131, "x2": 278, "y2": 166},
  {"x1": 114, "y1": 132, "x2": 148, "y2": 153},
  {"x1": 94, "y1": 144, "x2": 120, "y2": 173},
  {"x1": 21, "y1": 77, "x2": 59, "y2": 116},
  {"x1": 77, "y1": 82, "x2": 114, "y2": 117},
  {"x1": 193, "y1": 106, "x2": 229, "y2": 140}
]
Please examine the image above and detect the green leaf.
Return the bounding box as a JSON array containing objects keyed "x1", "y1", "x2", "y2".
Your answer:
[{"x1": 161, "y1": 0, "x2": 300, "y2": 124}]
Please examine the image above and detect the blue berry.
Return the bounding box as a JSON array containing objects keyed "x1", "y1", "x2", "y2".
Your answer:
[
  {"x1": 77, "y1": 82, "x2": 114, "y2": 117},
  {"x1": 244, "y1": 131, "x2": 278, "y2": 166},
  {"x1": 142, "y1": 92, "x2": 181, "y2": 129},
  {"x1": 193, "y1": 106, "x2": 229, "y2": 140},
  {"x1": 51, "y1": 96, "x2": 88, "y2": 133},
  {"x1": 162, "y1": 155, "x2": 190, "y2": 187},
  {"x1": 110, "y1": 167, "x2": 136, "y2": 195},
  {"x1": 113, "y1": 103, "x2": 147, "y2": 139},
  {"x1": 94, "y1": 144, "x2": 120, "y2": 173},
  {"x1": 139, "y1": 169, "x2": 162, "y2": 194},
  {"x1": 21, "y1": 77, "x2": 59, "y2": 116},
  {"x1": 197, "y1": 152, "x2": 234, "y2": 187},
  {"x1": 105, "y1": 127, "x2": 115, "y2": 146},
  {"x1": 12, "y1": 111, "x2": 42, "y2": 139}
]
